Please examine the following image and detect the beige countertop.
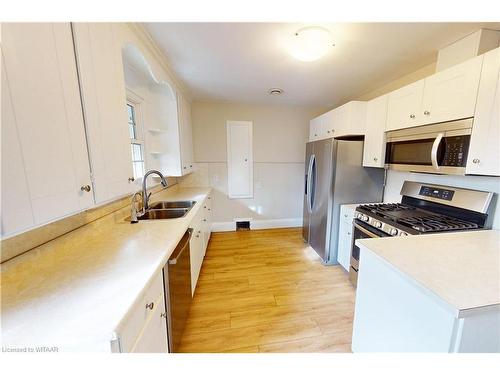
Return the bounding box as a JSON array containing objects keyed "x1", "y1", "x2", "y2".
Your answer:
[
  {"x1": 356, "y1": 230, "x2": 500, "y2": 317},
  {"x1": 1, "y1": 186, "x2": 211, "y2": 351}
]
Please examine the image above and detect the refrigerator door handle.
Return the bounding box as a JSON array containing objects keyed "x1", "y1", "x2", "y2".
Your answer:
[{"x1": 307, "y1": 154, "x2": 315, "y2": 214}]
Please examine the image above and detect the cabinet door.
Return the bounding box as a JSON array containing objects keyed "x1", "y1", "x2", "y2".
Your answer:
[
  {"x1": 386, "y1": 79, "x2": 425, "y2": 131},
  {"x1": 177, "y1": 92, "x2": 194, "y2": 175},
  {"x1": 190, "y1": 229, "x2": 203, "y2": 296},
  {"x1": 337, "y1": 219, "x2": 353, "y2": 272},
  {"x1": 130, "y1": 294, "x2": 168, "y2": 353},
  {"x1": 466, "y1": 48, "x2": 500, "y2": 176},
  {"x1": 309, "y1": 116, "x2": 321, "y2": 141},
  {"x1": 321, "y1": 110, "x2": 336, "y2": 138},
  {"x1": 363, "y1": 95, "x2": 388, "y2": 168},
  {"x1": 332, "y1": 104, "x2": 350, "y2": 136},
  {"x1": 72, "y1": 23, "x2": 134, "y2": 204},
  {"x1": 226, "y1": 121, "x2": 253, "y2": 198},
  {"x1": 421, "y1": 55, "x2": 483, "y2": 125},
  {"x1": 1, "y1": 23, "x2": 93, "y2": 233}
]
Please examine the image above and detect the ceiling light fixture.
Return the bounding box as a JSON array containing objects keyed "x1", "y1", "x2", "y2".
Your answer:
[
  {"x1": 268, "y1": 88, "x2": 284, "y2": 95},
  {"x1": 289, "y1": 26, "x2": 335, "y2": 62}
]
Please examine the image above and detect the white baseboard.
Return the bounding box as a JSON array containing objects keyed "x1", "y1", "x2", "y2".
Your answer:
[{"x1": 211, "y1": 218, "x2": 302, "y2": 232}]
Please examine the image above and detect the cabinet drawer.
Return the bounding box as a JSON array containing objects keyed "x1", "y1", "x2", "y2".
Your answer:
[{"x1": 115, "y1": 271, "x2": 164, "y2": 352}]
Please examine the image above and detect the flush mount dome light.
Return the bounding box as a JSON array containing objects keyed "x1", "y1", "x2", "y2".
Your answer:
[
  {"x1": 289, "y1": 26, "x2": 334, "y2": 62},
  {"x1": 268, "y1": 88, "x2": 284, "y2": 95}
]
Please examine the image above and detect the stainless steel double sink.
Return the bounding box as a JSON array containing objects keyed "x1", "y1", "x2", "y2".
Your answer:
[{"x1": 128, "y1": 200, "x2": 196, "y2": 221}]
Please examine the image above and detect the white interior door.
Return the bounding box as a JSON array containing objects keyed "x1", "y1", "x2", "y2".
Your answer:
[{"x1": 226, "y1": 121, "x2": 253, "y2": 199}]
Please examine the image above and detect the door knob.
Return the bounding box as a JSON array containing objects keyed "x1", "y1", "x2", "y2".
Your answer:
[{"x1": 80, "y1": 185, "x2": 91, "y2": 192}]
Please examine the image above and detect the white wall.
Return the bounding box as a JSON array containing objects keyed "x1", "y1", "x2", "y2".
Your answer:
[{"x1": 180, "y1": 101, "x2": 324, "y2": 229}]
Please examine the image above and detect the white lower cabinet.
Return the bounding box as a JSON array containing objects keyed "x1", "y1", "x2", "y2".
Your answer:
[
  {"x1": 130, "y1": 294, "x2": 168, "y2": 353},
  {"x1": 189, "y1": 194, "x2": 213, "y2": 295},
  {"x1": 113, "y1": 271, "x2": 167, "y2": 353},
  {"x1": 337, "y1": 204, "x2": 357, "y2": 271}
]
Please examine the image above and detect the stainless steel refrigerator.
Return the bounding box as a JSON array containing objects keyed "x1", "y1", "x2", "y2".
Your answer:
[{"x1": 302, "y1": 137, "x2": 385, "y2": 264}]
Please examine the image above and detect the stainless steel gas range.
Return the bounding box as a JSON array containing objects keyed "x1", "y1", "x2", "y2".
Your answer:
[{"x1": 349, "y1": 180, "x2": 495, "y2": 286}]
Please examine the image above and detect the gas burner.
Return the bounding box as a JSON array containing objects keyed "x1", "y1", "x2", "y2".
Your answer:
[
  {"x1": 397, "y1": 215, "x2": 479, "y2": 233},
  {"x1": 358, "y1": 203, "x2": 416, "y2": 213}
]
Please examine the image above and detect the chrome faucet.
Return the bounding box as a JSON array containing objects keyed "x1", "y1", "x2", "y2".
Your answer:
[
  {"x1": 142, "y1": 170, "x2": 168, "y2": 210},
  {"x1": 130, "y1": 191, "x2": 145, "y2": 224}
]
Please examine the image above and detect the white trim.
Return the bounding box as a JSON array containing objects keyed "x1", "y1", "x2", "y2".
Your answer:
[
  {"x1": 211, "y1": 218, "x2": 302, "y2": 232},
  {"x1": 211, "y1": 222, "x2": 236, "y2": 232}
]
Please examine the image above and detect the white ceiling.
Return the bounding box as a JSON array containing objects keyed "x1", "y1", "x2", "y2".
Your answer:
[{"x1": 145, "y1": 23, "x2": 500, "y2": 108}]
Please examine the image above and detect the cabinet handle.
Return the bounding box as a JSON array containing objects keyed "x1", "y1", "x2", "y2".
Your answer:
[
  {"x1": 373, "y1": 157, "x2": 378, "y2": 162},
  {"x1": 344, "y1": 214, "x2": 348, "y2": 218},
  {"x1": 423, "y1": 110, "x2": 430, "y2": 116},
  {"x1": 208, "y1": 208, "x2": 211, "y2": 211},
  {"x1": 203, "y1": 219, "x2": 207, "y2": 222},
  {"x1": 190, "y1": 164, "x2": 193, "y2": 168},
  {"x1": 204, "y1": 206, "x2": 207, "y2": 209},
  {"x1": 347, "y1": 232, "x2": 351, "y2": 235},
  {"x1": 183, "y1": 166, "x2": 187, "y2": 169},
  {"x1": 314, "y1": 134, "x2": 318, "y2": 137},
  {"x1": 80, "y1": 185, "x2": 91, "y2": 192},
  {"x1": 128, "y1": 177, "x2": 135, "y2": 182},
  {"x1": 195, "y1": 234, "x2": 200, "y2": 238},
  {"x1": 409, "y1": 114, "x2": 415, "y2": 119},
  {"x1": 327, "y1": 130, "x2": 330, "y2": 134},
  {"x1": 145, "y1": 302, "x2": 154, "y2": 310},
  {"x1": 473, "y1": 158, "x2": 480, "y2": 164},
  {"x1": 208, "y1": 197, "x2": 211, "y2": 200},
  {"x1": 160, "y1": 312, "x2": 167, "y2": 319}
]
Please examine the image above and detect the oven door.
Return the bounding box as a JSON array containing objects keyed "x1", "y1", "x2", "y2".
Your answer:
[
  {"x1": 385, "y1": 119, "x2": 472, "y2": 175},
  {"x1": 349, "y1": 220, "x2": 388, "y2": 286}
]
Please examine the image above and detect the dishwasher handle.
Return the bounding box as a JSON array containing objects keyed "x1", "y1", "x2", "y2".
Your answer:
[{"x1": 168, "y1": 228, "x2": 194, "y2": 265}]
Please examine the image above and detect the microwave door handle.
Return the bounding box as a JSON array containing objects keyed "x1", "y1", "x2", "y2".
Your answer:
[{"x1": 431, "y1": 133, "x2": 444, "y2": 170}]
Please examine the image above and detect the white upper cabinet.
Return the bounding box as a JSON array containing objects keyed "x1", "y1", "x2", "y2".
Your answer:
[
  {"x1": 466, "y1": 47, "x2": 500, "y2": 176},
  {"x1": 363, "y1": 95, "x2": 388, "y2": 168},
  {"x1": 177, "y1": 92, "x2": 195, "y2": 175},
  {"x1": 331, "y1": 101, "x2": 367, "y2": 137},
  {"x1": 309, "y1": 115, "x2": 322, "y2": 141},
  {"x1": 72, "y1": 23, "x2": 134, "y2": 204},
  {"x1": 386, "y1": 79, "x2": 425, "y2": 131},
  {"x1": 1, "y1": 23, "x2": 93, "y2": 237},
  {"x1": 309, "y1": 101, "x2": 366, "y2": 141},
  {"x1": 420, "y1": 55, "x2": 483, "y2": 125},
  {"x1": 386, "y1": 56, "x2": 484, "y2": 131}
]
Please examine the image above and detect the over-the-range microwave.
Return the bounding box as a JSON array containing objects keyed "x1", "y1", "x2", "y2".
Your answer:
[{"x1": 385, "y1": 118, "x2": 473, "y2": 175}]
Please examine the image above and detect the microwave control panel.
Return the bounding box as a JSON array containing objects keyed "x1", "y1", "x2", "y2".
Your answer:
[
  {"x1": 419, "y1": 186, "x2": 455, "y2": 201},
  {"x1": 442, "y1": 135, "x2": 470, "y2": 167}
]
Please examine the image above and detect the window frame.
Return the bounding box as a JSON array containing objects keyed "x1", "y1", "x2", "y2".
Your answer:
[{"x1": 126, "y1": 89, "x2": 146, "y2": 181}]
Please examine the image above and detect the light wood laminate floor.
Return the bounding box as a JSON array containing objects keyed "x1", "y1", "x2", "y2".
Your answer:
[{"x1": 179, "y1": 228, "x2": 356, "y2": 353}]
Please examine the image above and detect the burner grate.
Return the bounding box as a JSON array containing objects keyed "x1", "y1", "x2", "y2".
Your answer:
[{"x1": 397, "y1": 215, "x2": 478, "y2": 233}]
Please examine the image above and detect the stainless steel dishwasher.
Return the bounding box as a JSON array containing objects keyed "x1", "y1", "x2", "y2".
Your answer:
[{"x1": 163, "y1": 228, "x2": 193, "y2": 352}]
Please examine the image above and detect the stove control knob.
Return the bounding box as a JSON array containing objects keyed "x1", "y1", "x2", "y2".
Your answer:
[
  {"x1": 362, "y1": 215, "x2": 369, "y2": 222},
  {"x1": 390, "y1": 228, "x2": 399, "y2": 236},
  {"x1": 356, "y1": 213, "x2": 363, "y2": 219},
  {"x1": 400, "y1": 232, "x2": 408, "y2": 236},
  {"x1": 374, "y1": 221, "x2": 382, "y2": 229}
]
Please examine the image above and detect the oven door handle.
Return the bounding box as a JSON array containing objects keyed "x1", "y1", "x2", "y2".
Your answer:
[
  {"x1": 353, "y1": 222, "x2": 381, "y2": 238},
  {"x1": 431, "y1": 133, "x2": 444, "y2": 170}
]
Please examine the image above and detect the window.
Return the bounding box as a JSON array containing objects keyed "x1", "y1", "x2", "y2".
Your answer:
[{"x1": 127, "y1": 101, "x2": 145, "y2": 179}]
